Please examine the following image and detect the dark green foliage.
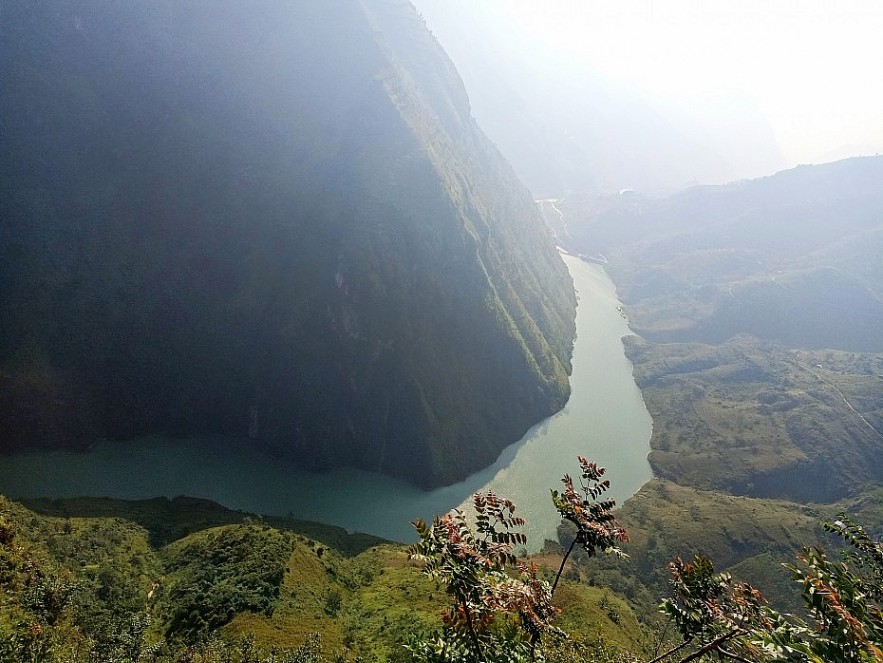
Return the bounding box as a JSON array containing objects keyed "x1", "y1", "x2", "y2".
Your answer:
[
  {"x1": 159, "y1": 525, "x2": 294, "y2": 640},
  {"x1": 23, "y1": 495, "x2": 387, "y2": 554},
  {"x1": 323, "y1": 589, "x2": 343, "y2": 618}
]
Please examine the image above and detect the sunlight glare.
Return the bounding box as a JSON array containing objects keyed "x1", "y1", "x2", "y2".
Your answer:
[{"x1": 491, "y1": 0, "x2": 883, "y2": 164}]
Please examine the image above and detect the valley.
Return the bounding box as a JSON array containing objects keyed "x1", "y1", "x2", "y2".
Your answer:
[
  {"x1": 1, "y1": 1, "x2": 882, "y2": 661},
  {"x1": 548, "y1": 157, "x2": 883, "y2": 624},
  {"x1": 0, "y1": 256, "x2": 652, "y2": 549}
]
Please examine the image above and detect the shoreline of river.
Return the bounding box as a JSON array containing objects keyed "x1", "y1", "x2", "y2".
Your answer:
[{"x1": 0, "y1": 257, "x2": 652, "y2": 550}]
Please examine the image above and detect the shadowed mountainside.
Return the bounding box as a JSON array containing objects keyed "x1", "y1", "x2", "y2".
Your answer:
[{"x1": 0, "y1": 0, "x2": 576, "y2": 487}]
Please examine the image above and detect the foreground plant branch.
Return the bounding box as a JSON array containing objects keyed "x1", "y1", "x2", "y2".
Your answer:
[
  {"x1": 407, "y1": 456, "x2": 883, "y2": 663},
  {"x1": 657, "y1": 515, "x2": 883, "y2": 663},
  {"x1": 550, "y1": 457, "x2": 629, "y2": 594},
  {"x1": 408, "y1": 457, "x2": 629, "y2": 661}
]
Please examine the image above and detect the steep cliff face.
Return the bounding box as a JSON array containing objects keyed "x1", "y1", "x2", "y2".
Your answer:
[{"x1": 0, "y1": 0, "x2": 576, "y2": 486}]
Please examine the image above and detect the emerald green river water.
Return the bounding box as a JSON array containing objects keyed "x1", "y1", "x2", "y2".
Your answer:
[{"x1": 0, "y1": 255, "x2": 651, "y2": 550}]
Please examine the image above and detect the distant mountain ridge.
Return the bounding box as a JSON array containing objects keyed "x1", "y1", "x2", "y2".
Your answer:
[
  {"x1": 557, "y1": 156, "x2": 883, "y2": 352},
  {"x1": 550, "y1": 156, "x2": 883, "y2": 507},
  {"x1": 0, "y1": 0, "x2": 576, "y2": 486}
]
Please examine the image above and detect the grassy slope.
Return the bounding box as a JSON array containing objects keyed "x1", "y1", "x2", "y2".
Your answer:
[
  {"x1": 576, "y1": 334, "x2": 883, "y2": 618},
  {"x1": 21, "y1": 495, "x2": 386, "y2": 555},
  {"x1": 1, "y1": 495, "x2": 646, "y2": 661},
  {"x1": 591, "y1": 479, "x2": 883, "y2": 618},
  {"x1": 589, "y1": 480, "x2": 827, "y2": 613},
  {"x1": 624, "y1": 335, "x2": 883, "y2": 503},
  {"x1": 218, "y1": 540, "x2": 648, "y2": 660}
]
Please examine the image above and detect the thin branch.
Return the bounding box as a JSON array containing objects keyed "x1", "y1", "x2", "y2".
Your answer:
[
  {"x1": 717, "y1": 645, "x2": 755, "y2": 663},
  {"x1": 653, "y1": 617, "x2": 673, "y2": 658},
  {"x1": 462, "y1": 599, "x2": 484, "y2": 661},
  {"x1": 646, "y1": 637, "x2": 693, "y2": 663},
  {"x1": 679, "y1": 630, "x2": 746, "y2": 663},
  {"x1": 551, "y1": 538, "x2": 578, "y2": 595},
  {"x1": 647, "y1": 630, "x2": 749, "y2": 663}
]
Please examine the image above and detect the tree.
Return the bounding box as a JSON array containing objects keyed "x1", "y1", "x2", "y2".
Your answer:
[
  {"x1": 655, "y1": 516, "x2": 883, "y2": 663},
  {"x1": 550, "y1": 457, "x2": 629, "y2": 594},
  {"x1": 408, "y1": 492, "x2": 557, "y2": 661},
  {"x1": 407, "y1": 457, "x2": 630, "y2": 662},
  {"x1": 655, "y1": 554, "x2": 771, "y2": 663}
]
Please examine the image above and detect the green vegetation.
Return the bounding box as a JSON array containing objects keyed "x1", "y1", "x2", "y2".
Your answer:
[
  {"x1": 159, "y1": 525, "x2": 294, "y2": 639},
  {"x1": 0, "y1": 459, "x2": 645, "y2": 662},
  {"x1": 623, "y1": 335, "x2": 883, "y2": 502},
  {"x1": 0, "y1": 494, "x2": 429, "y2": 661},
  {"x1": 657, "y1": 516, "x2": 883, "y2": 662},
  {"x1": 580, "y1": 479, "x2": 828, "y2": 616},
  {"x1": 0, "y1": 483, "x2": 642, "y2": 661},
  {"x1": 403, "y1": 470, "x2": 883, "y2": 662},
  {"x1": 3, "y1": 457, "x2": 882, "y2": 662},
  {"x1": 0, "y1": 495, "x2": 159, "y2": 662},
  {"x1": 406, "y1": 458, "x2": 631, "y2": 661},
  {"x1": 22, "y1": 495, "x2": 386, "y2": 554}
]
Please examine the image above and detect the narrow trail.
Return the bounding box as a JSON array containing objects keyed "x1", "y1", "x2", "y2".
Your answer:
[{"x1": 795, "y1": 361, "x2": 883, "y2": 441}]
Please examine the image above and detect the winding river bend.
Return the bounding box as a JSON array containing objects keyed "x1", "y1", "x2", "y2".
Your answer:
[{"x1": 0, "y1": 255, "x2": 651, "y2": 550}]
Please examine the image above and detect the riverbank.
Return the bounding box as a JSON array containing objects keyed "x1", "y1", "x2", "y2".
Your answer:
[{"x1": 0, "y1": 257, "x2": 652, "y2": 550}]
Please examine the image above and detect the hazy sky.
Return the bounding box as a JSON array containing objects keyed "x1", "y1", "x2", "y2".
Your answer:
[{"x1": 421, "y1": 0, "x2": 883, "y2": 167}]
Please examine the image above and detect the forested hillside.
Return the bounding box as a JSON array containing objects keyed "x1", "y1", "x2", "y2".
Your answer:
[
  {"x1": 3, "y1": 479, "x2": 881, "y2": 661},
  {"x1": 0, "y1": 494, "x2": 647, "y2": 662},
  {"x1": 0, "y1": 0, "x2": 575, "y2": 486}
]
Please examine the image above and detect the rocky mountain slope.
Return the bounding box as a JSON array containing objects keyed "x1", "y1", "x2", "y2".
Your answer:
[{"x1": 0, "y1": 0, "x2": 576, "y2": 486}]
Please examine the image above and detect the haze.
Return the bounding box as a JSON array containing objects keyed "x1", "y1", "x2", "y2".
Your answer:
[{"x1": 414, "y1": 0, "x2": 883, "y2": 191}]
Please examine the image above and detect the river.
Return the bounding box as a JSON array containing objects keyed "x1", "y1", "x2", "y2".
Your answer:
[{"x1": 0, "y1": 255, "x2": 651, "y2": 551}]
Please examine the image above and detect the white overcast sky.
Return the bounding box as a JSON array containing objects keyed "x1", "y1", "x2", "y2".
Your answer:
[{"x1": 420, "y1": 0, "x2": 883, "y2": 167}]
